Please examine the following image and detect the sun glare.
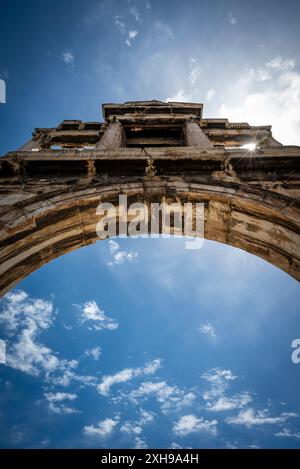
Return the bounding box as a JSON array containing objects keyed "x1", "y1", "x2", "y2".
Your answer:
[{"x1": 241, "y1": 143, "x2": 257, "y2": 151}]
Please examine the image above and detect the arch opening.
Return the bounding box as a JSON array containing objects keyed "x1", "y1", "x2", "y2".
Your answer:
[{"x1": 0, "y1": 177, "x2": 299, "y2": 296}]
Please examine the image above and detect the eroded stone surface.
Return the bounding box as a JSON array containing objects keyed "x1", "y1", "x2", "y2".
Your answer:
[{"x1": 0, "y1": 100, "x2": 299, "y2": 294}]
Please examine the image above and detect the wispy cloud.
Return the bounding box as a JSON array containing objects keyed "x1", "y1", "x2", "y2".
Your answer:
[
  {"x1": 207, "y1": 393, "x2": 252, "y2": 412},
  {"x1": 128, "y1": 3, "x2": 141, "y2": 23},
  {"x1": 77, "y1": 300, "x2": 118, "y2": 331},
  {"x1": 61, "y1": 50, "x2": 74, "y2": 67},
  {"x1": 228, "y1": 13, "x2": 237, "y2": 25},
  {"x1": 120, "y1": 422, "x2": 143, "y2": 435},
  {"x1": 0, "y1": 78, "x2": 6, "y2": 104},
  {"x1": 266, "y1": 56, "x2": 295, "y2": 71},
  {"x1": 114, "y1": 15, "x2": 126, "y2": 34},
  {"x1": 275, "y1": 428, "x2": 300, "y2": 439},
  {"x1": 128, "y1": 380, "x2": 196, "y2": 414},
  {"x1": 202, "y1": 368, "x2": 253, "y2": 413},
  {"x1": 108, "y1": 240, "x2": 138, "y2": 266},
  {"x1": 189, "y1": 63, "x2": 202, "y2": 87},
  {"x1": 166, "y1": 89, "x2": 192, "y2": 102},
  {"x1": 206, "y1": 88, "x2": 215, "y2": 102},
  {"x1": 134, "y1": 436, "x2": 148, "y2": 448},
  {"x1": 166, "y1": 57, "x2": 202, "y2": 102},
  {"x1": 202, "y1": 368, "x2": 237, "y2": 401},
  {"x1": 85, "y1": 346, "x2": 102, "y2": 360},
  {"x1": 48, "y1": 365, "x2": 97, "y2": 388},
  {"x1": 199, "y1": 322, "x2": 216, "y2": 338},
  {"x1": 98, "y1": 359, "x2": 162, "y2": 395},
  {"x1": 44, "y1": 392, "x2": 79, "y2": 414},
  {"x1": 119, "y1": 409, "x2": 154, "y2": 449},
  {"x1": 114, "y1": 10, "x2": 139, "y2": 47},
  {"x1": 227, "y1": 409, "x2": 298, "y2": 428},
  {"x1": 0, "y1": 339, "x2": 5, "y2": 363},
  {"x1": 155, "y1": 21, "x2": 174, "y2": 39}
]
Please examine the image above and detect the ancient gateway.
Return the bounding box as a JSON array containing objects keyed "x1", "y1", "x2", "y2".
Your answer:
[{"x1": 0, "y1": 100, "x2": 299, "y2": 295}]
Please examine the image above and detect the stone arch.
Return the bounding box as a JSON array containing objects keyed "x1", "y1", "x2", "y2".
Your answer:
[{"x1": 0, "y1": 176, "x2": 299, "y2": 296}]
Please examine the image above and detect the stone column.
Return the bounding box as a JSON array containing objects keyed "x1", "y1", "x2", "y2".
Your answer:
[
  {"x1": 185, "y1": 120, "x2": 214, "y2": 148},
  {"x1": 97, "y1": 121, "x2": 125, "y2": 148}
]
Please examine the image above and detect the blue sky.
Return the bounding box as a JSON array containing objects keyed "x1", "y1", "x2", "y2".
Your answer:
[
  {"x1": 0, "y1": 238, "x2": 300, "y2": 448},
  {"x1": 1, "y1": 0, "x2": 300, "y2": 154},
  {"x1": 0, "y1": 0, "x2": 300, "y2": 449}
]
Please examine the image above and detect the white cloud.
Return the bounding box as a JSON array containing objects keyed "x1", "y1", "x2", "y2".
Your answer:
[
  {"x1": 207, "y1": 393, "x2": 252, "y2": 412},
  {"x1": 0, "y1": 290, "x2": 53, "y2": 333},
  {"x1": 166, "y1": 89, "x2": 192, "y2": 103},
  {"x1": 129, "y1": 30, "x2": 138, "y2": 39},
  {"x1": 0, "y1": 291, "x2": 93, "y2": 384},
  {"x1": 7, "y1": 325, "x2": 60, "y2": 376},
  {"x1": 114, "y1": 15, "x2": 126, "y2": 34},
  {"x1": 201, "y1": 368, "x2": 254, "y2": 413},
  {"x1": 109, "y1": 239, "x2": 119, "y2": 254},
  {"x1": 219, "y1": 57, "x2": 300, "y2": 145},
  {"x1": 275, "y1": 428, "x2": 300, "y2": 439},
  {"x1": 173, "y1": 414, "x2": 218, "y2": 436},
  {"x1": 0, "y1": 290, "x2": 62, "y2": 377},
  {"x1": 44, "y1": 392, "x2": 79, "y2": 414},
  {"x1": 206, "y1": 88, "x2": 216, "y2": 102},
  {"x1": 266, "y1": 56, "x2": 295, "y2": 71},
  {"x1": 108, "y1": 240, "x2": 138, "y2": 266},
  {"x1": 129, "y1": 4, "x2": 141, "y2": 23},
  {"x1": 198, "y1": 322, "x2": 216, "y2": 337},
  {"x1": 45, "y1": 391, "x2": 76, "y2": 402},
  {"x1": 83, "y1": 418, "x2": 119, "y2": 437},
  {"x1": 140, "y1": 409, "x2": 155, "y2": 424},
  {"x1": 229, "y1": 13, "x2": 237, "y2": 25},
  {"x1": 77, "y1": 300, "x2": 118, "y2": 330},
  {"x1": 170, "y1": 442, "x2": 182, "y2": 449},
  {"x1": 155, "y1": 21, "x2": 174, "y2": 39},
  {"x1": 0, "y1": 78, "x2": 5, "y2": 104},
  {"x1": 48, "y1": 366, "x2": 97, "y2": 388},
  {"x1": 134, "y1": 436, "x2": 148, "y2": 449},
  {"x1": 189, "y1": 65, "x2": 202, "y2": 87},
  {"x1": 226, "y1": 408, "x2": 298, "y2": 428},
  {"x1": 166, "y1": 58, "x2": 202, "y2": 103},
  {"x1": 202, "y1": 368, "x2": 237, "y2": 401},
  {"x1": 128, "y1": 380, "x2": 195, "y2": 413},
  {"x1": 120, "y1": 409, "x2": 154, "y2": 437},
  {"x1": 121, "y1": 422, "x2": 143, "y2": 435},
  {"x1": 98, "y1": 359, "x2": 161, "y2": 395},
  {"x1": 0, "y1": 339, "x2": 5, "y2": 364},
  {"x1": 114, "y1": 11, "x2": 139, "y2": 46},
  {"x1": 247, "y1": 68, "x2": 272, "y2": 83},
  {"x1": 98, "y1": 368, "x2": 133, "y2": 395},
  {"x1": 126, "y1": 30, "x2": 138, "y2": 47},
  {"x1": 85, "y1": 346, "x2": 102, "y2": 360},
  {"x1": 61, "y1": 50, "x2": 74, "y2": 66}
]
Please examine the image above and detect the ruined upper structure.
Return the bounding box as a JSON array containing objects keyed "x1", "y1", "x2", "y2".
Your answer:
[
  {"x1": 14, "y1": 99, "x2": 282, "y2": 153},
  {"x1": 0, "y1": 100, "x2": 299, "y2": 295}
]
